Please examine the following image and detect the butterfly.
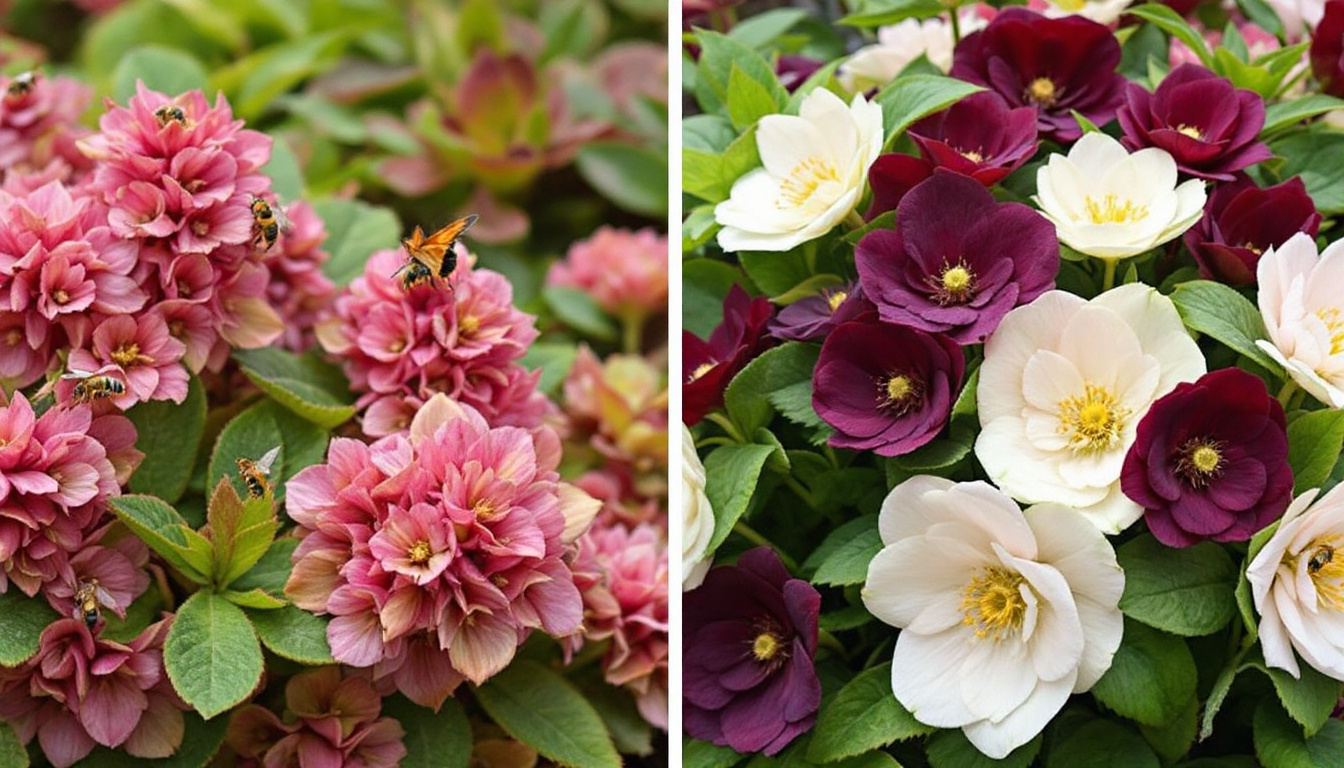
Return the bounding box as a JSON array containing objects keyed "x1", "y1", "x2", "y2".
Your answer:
[{"x1": 393, "y1": 213, "x2": 478, "y2": 291}]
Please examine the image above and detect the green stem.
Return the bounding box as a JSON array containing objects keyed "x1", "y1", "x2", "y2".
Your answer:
[
  {"x1": 704, "y1": 412, "x2": 746, "y2": 444},
  {"x1": 783, "y1": 475, "x2": 819, "y2": 512},
  {"x1": 620, "y1": 314, "x2": 644, "y2": 355},
  {"x1": 1276, "y1": 379, "x2": 1299, "y2": 410},
  {"x1": 844, "y1": 210, "x2": 866, "y2": 231},
  {"x1": 733, "y1": 521, "x2": 799, "y2": 571},
  {"x1": 950, "y1": 7, "x2": 962, "y2": 44},
  {"x1": 1101, "y1": 258, "x2": 1119, "y2": 292}
]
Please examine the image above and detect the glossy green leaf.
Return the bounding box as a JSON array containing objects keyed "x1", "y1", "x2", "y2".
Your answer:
[
  {"x1": 0, "y1": 591, "x2": 59, "y2": 666},
  {"x1": 704, "y1": 443, "x2": 777, "y2": 552},
  {"x1": 230, "y1": 537, "x2": 298, "y2": 595},
  {"x1": 111, "y1": 45, "x2": 210, "y2": 103},
  {"x1": 808, "y1": 663, "x2": 934, "y2": 762},
  {"x1": 1254, "y1": 701, "x2": 1344, "y2": 768},
  {"x1": 1092, "y1": 620, "x2": 1199, "y2": 727},
  {"x1": 127, "y1": 374, "x2": 206, "y2": 503},
  {"x1": 875, "y1": 74, "x2": 983, "y2": 142},
  {"x1": 383, "y1": 695, "x2": 472, "y2": 768},
  {"x1": 163, "y1": 591, "x2": 264, "y2": 719},
  {"x1": 109, "y1": 495, "x2": 213, "y2": 583},
  {"x1": 1287, "y1": 409, "x2": 1344, "y2": 493},
  {"x1": 724, "y1": 342, "x2": 821, "y2": 437},
  {"x1": 233, "y1": 347, "x2": 356, "y2": 429},
  {"x1": 1169, "y1": 280, "x2": 1279, "y2": 372},
  {"x1": 1047, "y1": 719, "x2": 1160, "y2": 768},
  {"x1": 207, "y1": 402, "x2": 284, "y2": 505},
  {"x1": 312, "y1": 197, "x2": 403, "y2": 288},
  {"x1": 805, "y1": 515, "x2": 883, "y2": 587},
  {"x1": 475, "y1": 660, "x2": 620, "y2": 768},
  {"x1": 248, "y1": 605, "x2": 334, "y2": 665},
  {"x1": 543, "y1": 286, "x2": 619, "y2": 342},
  {"x1": 929, "y1": 731, "x2": 1041, "y2": 768},
  {"x1": 1117, "y1": 535, "x2": 1238, "y2": 636}
]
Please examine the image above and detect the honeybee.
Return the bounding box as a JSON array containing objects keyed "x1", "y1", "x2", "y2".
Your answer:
[
  {"x1": 237, "y1": 446, "x2": 280, "y2": 498},
  {"x1": 73, "y1": 579, "x2": 116, "y2": 630},
  {"x1": 153, "y1": 104, "x2": 190, "y2": 128},
  {"x1": 250, "y1": 197, "x2": 293, "y2": 253},
  {"x1": 1309, "y1": 545, "x2": 1335, "y2": 574},
  {"x1": 62, "y1": 369, "x2": 126, "y2": 404},
  {"x1": 6, "y1": 71, "x2": 37, "y2": 100},
  {"x1": 392, "y1": 214, "x2": 478, "y2": 292}
]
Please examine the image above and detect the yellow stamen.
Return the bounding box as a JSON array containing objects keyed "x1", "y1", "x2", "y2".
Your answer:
[
  {"x1": 957, "y1": 148, "x2": 985, "y2": 163},
  {"x1": 407, "y1": 540, "x2": 431, "y2": 565},
  {"x1": 111, "y1": 343, "x2": 144, "y2": 367},
  {"x1": 1057, "y1": 383, "x2": 1128, "y2": 454},
  {"x1": 878, "y1": 373, "x2": 922, "y2": 415},
  {"x1": 1307, "y1": 539, "x2": 1344, "y2": 610},
  {"x1": 933, "y1": 263, "x2": 976, "y2": 305},
  {"x1": 1317, "y1": 307, "x2": 1344, "y2": 356},
  {"x1": 777, "y1": 157, "x2": 840, "y2": 209},
  {"x1": 689, "y1": 362, "x2": 716, "y2": 382},
  {"x1": 1175, "y1": 124, "x2": 1204, "y2": 140},
  {"x1": 1026, "y1": 78, "x2": 1058, "y2": 107},
  {"x1": 752, "y1": 632, "x2": 781, "y2": 661},
  {"x1": 473, "y1": 499, "x2": 496, "y2": 520},
  {"x1": 1083, "y1": 194, "x2": 1150, "y2": 225},
  {"x1": 826, "y1": 290, "x2": 848, "y2": 312},
  {"x1": 960, "y1": 567, "x2": 1028, "y2": 640},
  {"x1": 459, "y1": 314, "x2": 480, "y2": 336}
]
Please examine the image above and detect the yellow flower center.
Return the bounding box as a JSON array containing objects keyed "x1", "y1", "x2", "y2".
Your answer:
[
  {"x1": 52, "y1": 289, "x2": 69, "y2": 305},
  {"x1": 1317, "y1": 307, "x2": 1344, "y2": 356},
  {"x1": 459, "y1": 314, "x2": 480, "y2": 336},
  {"x1": 1307, "y1": 540, "x2": 1344, "y2": 610},
  {"x1": 777, "y1": 156, "x2": 840, "y2": 209},
  {"x1": 1084, "y1": 193, "x2": 1150, "y2": 226},
  {"x1": 1057, "y1": 383, "x2": 1128, "y2": 454},
  {"x1": 957, "y1": 148, "x2": 985, "y2": 163},
  {"x1": 1174, "y1": 439, "x2": 1224, "y2": 487},
  {"x1": 1175, "y1": 124, "x2": 1204, "y2": 140},
  {"x1": 960, "y1": 567, "x2": 1028, "y2": 640},
  {"x1": 826, "y1": 290, "x2": 848, "y2": 312},
  {"x1": 1053, "y1": 0, "x2": 1086, "y2": 11},
  {"x1": 473, "y1": 499, "x2": 496, "y2": 520},
  {"x1": 931, "y1": 263, "x2": 977, "y2": 305},
  {"x1": 191, "y1": 220, "x2": 209, "y2": 236},
  {"x1": 879, "y1": 373, "x2": 922, "y2": 415},
  {"x1": 407, "y1": 540, "x2": 432, "y2": 565},
  {"x1": 689, "y1": 362, "x2": 716, "y2": 382},
  {"x1": 752, "y1": 631, "x2": 781, "y2": 661},
  {"x1": 111, "y1": 343, "x2": 144, "y2": 367},
  {"x1": 1025, "y1": 78, "x2": 1058, "y2": 107},
  {"x1": 4, "y1": 329, "x2": 20, "y2": 346}
]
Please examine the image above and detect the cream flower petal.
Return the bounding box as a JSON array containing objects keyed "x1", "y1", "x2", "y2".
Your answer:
[
  {"x1": 891, "y1": 629, "x2": 980, "y2": 727},
  {"x1": 979, "y1": 291, "x2": 1085, "y2": 422},
  {"x1": 962, "y1": 676, "x2": 1075, "y2": 759}
]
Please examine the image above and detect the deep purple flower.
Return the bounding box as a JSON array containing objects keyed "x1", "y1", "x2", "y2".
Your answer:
[
  {"x1": 768, "y1": 283, "x2": 876, "y2": 342},
  {"x1": 1121, "y1": 368, "x2": 1293, "y2": 548},
  {"x1": 907, "y1": 91, "x2": 1039, "y2": 187},
  {"x1": 776, "y1": 55, "x2": 824, "y2": 93},
  {"x1": 1311, "y1": 0, "x2": 1344, "y2": 98},
  {"x1": 950, "y1": 9, "x2": 1125, "y2": 143},
  {"x1": 865, "y1": 153, "x2": 934, "y2": 220},
  {"x1": 855, "y1": 172, "x2": 1058, "y2": 344},
  {"x1": 1118, "y1": 64, "x2": 1272, "y2": 181},
  {"x1": 684, "y1": 285, "x2": 775, "y2": 426},
  {"x1": 812, "y1": 317, "x2": 964, "y2": 457},
  {"x1": 684, "y1": 547, "x2": 820, "y2": 756},
  {"x1": 1182, "y1": 176, "x2": 1322, "y2": 286}
]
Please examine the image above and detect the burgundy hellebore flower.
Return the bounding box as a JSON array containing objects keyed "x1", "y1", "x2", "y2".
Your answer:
[
  {"x1": 1121, "y1": 368, "x2": 1293, "y2": 548},
  {"x1": 1118, "y1": 64, "x2": 1272, "y2": 181},
  {"x1": 1311, "y1": 0, "x2": 1344, "y2": 98},
  {"x1": 865, "y1": 153, "x2": 934, "y2": 220},
  {"x1": 907, "y1": 92, "x2": 1039, "y2": 187},
  {"x1": 812, "y1": 316, "x2": 964, "y2": 457},
  {"x1": 684, "y1": 547, "x2": 821, "y2": 756},
  {"x1": 1182, "y1": 176, "x2": 1322, "y2": 286},
  {"x1": 684, "y1": 285, "x2": 775, "y2": 426},
  {"x1": 856, "y1": 172, "x2": 1059, "y2": 344},
  {"x1": 950, "y1": 9, "x2": 1126, "y2": 143},
  {"x1": 769, "y1": 282, "x2": 876, "y2": 342},
  {"x1": 776, "y1": 55, "x2": 825, "y2": 92}
]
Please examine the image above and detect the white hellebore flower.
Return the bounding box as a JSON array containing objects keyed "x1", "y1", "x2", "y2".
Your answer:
[
  {"x1": 1256, "y1": 232, "x2": 1344, "y2": 409},
  {"x1": 1040, "y1": 0, "x2": 1134, "y2": 25},
  {"x1": 1034, "y1": 132, "x2": 1206, "y2": 261},
  {"x1": 838, "y1": 13, "x2": 987, "y2": 91},
  {"x1": 976, "y1": 284, "x2": 1206, "y2": 533},
  {"x1": 1247, "y1": 483, "x2": 1344, "y2": 680},
  {"x1": 863, "y1": 477, "x2": 1124, "y2": 759},
  {"x1": 681, "y1": 424, "x2": 715, "y2": 590},
  {"x1": 714, "y1": 88, "x2": 883, "y2": 253}
]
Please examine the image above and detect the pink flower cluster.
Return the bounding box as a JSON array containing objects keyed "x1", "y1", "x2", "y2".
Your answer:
[
  {"x1": 226, "y1": 667, "x2": 406, "y2": 768},
  {"x1": 260, "y1": 199, "x2": 336, "y2": 352},
  {"x1": 0, "y1": 392, "x2": 143, "y2": 600},
  {"x1": 546, "y1": 226, "x2": 669, "y2": 324},
  {"x1": 0, "y1": 618, "x2": 184, "y2": 768},
  {"x1": 316, "y1": 248, "x2": 550, "y2": 438},
  {"x1": 0, "y1": 70, "x2": 93, "y2": 177},
  {"x1": 284, "y1": 395, "x2": 600, "y2": 709}
]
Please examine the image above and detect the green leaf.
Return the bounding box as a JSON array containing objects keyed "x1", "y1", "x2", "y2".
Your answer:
[
  {"x1": 312, "y1": 197, "x2": 402, "y2": 289},
  {"x1": 109, "y1": 495, "x2": 213, "y2": 583},
  {"x1": 111, "y1": 45, "x2": 210, "y2": 103},
  {"x1": 1259, "y1": 661, "x2": 1344, "y2": 738},
  {"x1": 543, "y1": 286, "x2": 618, "y2": 342},
  {"x1": 520, "y1": 342, "x2": 580, "y2": 395},
  {"x1": 575, "y1": 142, "x2": 669, "y2": 218},
  {"x1": 683, "y1": 258, "x2": 742, "y2": 338},
  {"x1": 248, "y1": 605, "x2": 334, "y2": 665},
  {"x1": 474, "y1": 660, "x2": 620, "y2": 768},
  {"x1": 262, "y1": 138, "x2": 306, "y2": 202},
  {"x1": 1092, "y1": 620, "x2": 1198, "y2": 728},
  {"x1": 807, "y1": 662, "x2": 934, "y2": 762},
  {"x1": 205, "y1": 476, "x2": 278, "y2": 588},
  {"x1": 259, "y1": 400, "x2": 330, "y2": 502},
  {"x1": 890, "y1": 439, "x2": 971, "y2": 472},
  {"x1": 929, "y1": 730, "x2": 1041, "y2": 768},
  {"x1": 230, "y1": 537, "x2": 297, "y2": 595},
  {"x1": 727, "y1": 8, "x2": 810, "y2": 48},
  {"x1": 694, "y1": 30, "x2": 787, "y2": 117},
  {"x1": 383, "y1": 695, "x2": 472, "y2": 768},
  {"x1": 1169, "y1": 280, "x2": 1279, "y2": 372},
  {"x1": 1254, "y1": 700, "x2": 1344, "y2": 768},
  {"x1": 820, "y1": 603, "x2": 874, "y2": 632},
  {"x1": 163, "y1": 591, "x2": 264, "y2": 719},
  {"x1": 1116, "y1": 534, "x2": 1238, "y2": 636},
  {"x1": 233, "y1": 347, "x2": 356, "y2": 429},
  {"x1": 875, "y1": 74, "x2": 983, "y2": 142},
  {"x1": 704, "y1": 443, "x2": 777, "y2": 552},
  {"x1": 1126, "y1": 4, "x2": 1214, "y2": 68},
  {"x1": 224, "y1": 32, "x2": 348, "y2": 120},
  {"x1": 1261, "y1": 96, "x2": 1344, "y2": 137},
  {"x1": 583, "y1": 682, "x2": 655, "y2": 756},
  {"x1": 220, "y1": 588, "x2": 286, "y2": 610},
  {"x1": 839, "y1": 0, "x2": 946, "y2": 27},
  {"x1": 1287, "y1": 409, "x2": 1344, "y2": 493},
  {"x1": 727, "y1": 63, "x2": 783, "y2": 132},
  {"x1": 1270, "y1": 129, "x2": 1344, "y2": 215},
  {"x1": 127, "y1": 374, "x2": 206, "y2": 503},
  {"x1": 1238, "y1": 0, "x2": 1284, "y2": 36},
  {"x1": 0, "y1": 722, "x2": 25, "y2": 768},
  {"x1": 685, "y1": 737, "x2": 744, "y2": 768},
  {"x1": 1140, "y1": 694, "x2": 1198, "y2": 763},
  {"x1": 804, "y1": 515, "x2": 883, "y2": 587},
  {"x1": 70, "y1": 710, "x2": 228, "y2": 768},
  {"x1": 1200, "y1": 659, "x2": 1243, "y2": 740},
  {"x1": 1047, "y1": 719, "x2": 1160, "y2": 768},
  {"x1": 724, "y1": 342, "x2": 821, "y2": 436},
  {"x1": 0, "y1": 591, "x2": 59, "y2": 666}
]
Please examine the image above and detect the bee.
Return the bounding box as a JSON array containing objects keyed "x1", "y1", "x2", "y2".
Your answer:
[
  {"x1": 62, "y1": 369, "x2": 126, "y2": 404},
  {"x1": 1309, "y1": 545, "x2": 1335, "y2": 574},
  {"x1": 392, "y1": 214, "x2": 478, "y2": 292},
  {"x1": 153, "y1": 104, "x2": 190, "y2": 128},
  {"x1": 237, "y1": 446, "x2": 280, "y2": 498},
  {"x1": 6, "y1": 71, "x2": 37, "y2": 100},
  {"x1": 249, "y1": 197, "x2": 293, "y2": 253},
  {"x1": 73, "y1": 579, "x2": 116, "y2": 630}
]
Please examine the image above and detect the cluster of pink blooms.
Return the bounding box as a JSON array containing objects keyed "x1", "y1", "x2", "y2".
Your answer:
[
  {"x1": 546, "y1": 226, "x2": 670, "y2": 327},
  {"x1": 0, "y1": 617, "x2": 185, "y2": 768},
  {"x1": 226, "y1": 667, "x2": 406, "y2": 768},
  {"x1": 260, "y1": 199, "x2": 336, "y2": 352},
  {"x1": 0, "y1": 70, "x2": 92, "y2": 176},
  {"x1": 316, "y1": 248, "x2": 550, "y2": 437},
  {"x1": 283, "y1": 394, "x2": 601, "y2": 709}
]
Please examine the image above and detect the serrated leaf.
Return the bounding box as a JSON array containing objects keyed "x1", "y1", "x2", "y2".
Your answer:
[
  {"x1": 725, "y1": 342, "x2": 821, "y2": 437},
  {"x1": 875, "y1": 74, "x2": 983, "y2": 142},
  {"x1": 111, "y1": 46, "x2": 210, "y2": 103},
  {"x1": 207, "y1": 399, "x2": 284, "y2": 505},
  {"x1": 1140, "y1": 694, "x2": 1198, "y2": 763},
  {"x1": 233, "y1": 347, "x2": 355, "y2": 429},
  {"x1": 1169, "y1": 280, "x2": 1279, "y2": 372},
  {"x1": 163, "y1": 591, "x2": 264, "y2": 719},
  {"x1": 0, "y1": 722, "x2": 25, "y2": 768},
  {"x1": 383, "y1": 695, "x2": 472, "y2": 768},
  {"x1": 928, "y1": 730, "x2": 1041, "y2": 768},
  {"x1": 127, "y1": 374, "x2": 206, "y2": 503},
  {"x1": 474, "y1": 660, "x2": 620, "y2": 768},
  {"x1": 806, "y1": 515, "x2": 883, "y2": 587},
  {"x1": 694, "y1": 30, "x2": 787, "y2": 117},
  {"x1": 1092, "y1": 620, "x2": 1199, "y2": 727},
  {"x1": 1259, "y1": 661, "x2": 1344, "y2": 738},
  {"x1": 230, "y1": 537, "x2": 298, "y2": 595},
  {"x1": 311, "y1": 197, "x2": 402, "y2": 288},
  {"x1": 1117, "y1": 535, "x2": 1237, "y2": 636},
  {"x1": 109, "y1": 495, "x2": 213, "y2": 583},
  {"x1": 1127, "y1": 4, "x2": 1214, "y2": 68},
  {"x1": 1262, "y1": 96, "x2": 1344, "y2": 137},
  {"x1": 890, "y1": 439, "x2": 971, "y2": 472},
  {"x1": 807, "y1": 663, "x2": 933, "y2": 762},
  {"x1": 0, "y1": 591, "x2": 59, "y2": 666},
  {"x1": 583, "y1": 682, "x2": 655, "y2": 756},
  {"x1": 1253, "y1": 700, "x2": 1344, "y2": 768},
  {"x1": 727, "y1": 63, "x2": 782, "y2": 131},
  {"x1": 1287, "y1": 409, "x2": 1344, "y2": 494},
  {"x1": 248, "y1": 604, "x2": 334, "y2": 664},
  {"x1": 220, "y1": 588, "x2": 286, "y2": 610},
  {"x1": 205, "y1": 476, "x2": 278, "y2": 588},
  {"x1": 704, "y1": 443, "x2": 777, "y2": 552}
]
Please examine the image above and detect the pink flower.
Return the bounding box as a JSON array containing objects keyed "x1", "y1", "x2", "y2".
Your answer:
[
  {"x1": 225, "y1": 667, "x2": 406, "y2": 768},
  {"x1": 284, "y1": 395, "x2": 600, "y2": 708},
  {"x1": 69, "y1": 313, "x2": 188, "y2": 407},
  {"x1": 43, "y1": 527, "x2": 150, "y2": 623},
  {"x1": 0, "y1": 71, "x2": 94, "y2": 175},
  {"x1": 546, "y1": 227, "x2": 669, "y2": 324},
  {"x1": 261, "y1": 200, "x2": 335, "y2": 352},
  {"x1": 0, "y1": 618, "x2": 184, "y2": 768}
]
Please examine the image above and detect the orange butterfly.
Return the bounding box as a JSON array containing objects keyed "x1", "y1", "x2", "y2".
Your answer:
[{"x1": 394, "y1": 213, "x2": 478, "y2": 291}]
